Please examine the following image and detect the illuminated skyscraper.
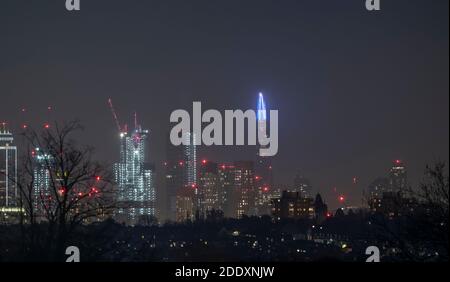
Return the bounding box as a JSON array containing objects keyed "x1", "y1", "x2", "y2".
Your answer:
[
  {"x1": 184, "y1": 132, "x2": 197, "y2": 187},
  {"x1": 31, "y1": 147, "x2": 52, "y2": 218},
  {"x1": 0, "y1": 124, "x2": 17, "y2": 208},
  {"x1": 114, "y1": 124, "x2": 155, "y2": 225},
  {"x1": 166, "y1": 132, "x2": 198, "y2": 221},
  {"x1": 255, "y1": 93, "x2": 273, "y2": 215}
]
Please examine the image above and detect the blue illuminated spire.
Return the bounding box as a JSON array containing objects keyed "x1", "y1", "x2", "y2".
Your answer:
[{"x1": 257, "y1": 92, "x2": 267, "y2": 121}]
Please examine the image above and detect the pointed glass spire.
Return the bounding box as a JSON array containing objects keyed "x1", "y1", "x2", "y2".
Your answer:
[{"x1": 257, "y1": 92, "x2": 267, "y2": 121}]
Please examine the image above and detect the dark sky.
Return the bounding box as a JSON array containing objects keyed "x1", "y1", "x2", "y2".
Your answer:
[{"x1": 1, "y1": 0, "x2": 448, "y2": 211}]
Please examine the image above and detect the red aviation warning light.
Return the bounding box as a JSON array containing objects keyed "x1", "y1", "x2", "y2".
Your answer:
[
  {"x1": 19, "y1": 107, "x2": 29, "y2": 130},
  {"x1": 89, "y1": 187, "x2": 99, "y2": 197},
  {"x1": 339, "y1": 195, "x2": 345, "y2": 203},
  {"x1": 58, "y1": 187, "x2": 66, "y2": 195}
]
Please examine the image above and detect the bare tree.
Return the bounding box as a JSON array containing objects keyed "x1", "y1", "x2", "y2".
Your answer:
[
  {"x1": 410, "y1": 162, "x2": 449, "y2": 259},
  {"x1": 369, "y1": 162, "x2": 449, "y2": 261},
  {"x1": 16, "y1": 121, "x2": 116, "y2": 261}
]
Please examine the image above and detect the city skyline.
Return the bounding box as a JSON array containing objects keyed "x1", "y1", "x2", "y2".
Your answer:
[
  {"x1": 2, "y1": 92, "x2": 446, "y2": 210},
  {"x1": 0, "y1": 0, "x2": 448, "y2": 212},
  {"x1": 0, "y1": 0, "x2": 447, "y2": 266},
  {"x1": 0, "y1": 94, "x2": 420, "y2": 219}
]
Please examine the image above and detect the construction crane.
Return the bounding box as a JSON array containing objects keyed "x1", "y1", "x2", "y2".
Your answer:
[{"x1": 108, "y1": 98, "x2": 122, "y2": 133}]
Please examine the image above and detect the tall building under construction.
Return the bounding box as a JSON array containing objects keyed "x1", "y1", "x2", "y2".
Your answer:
[
  {"x1": 114, "y1": 124, "x2": 156, "y2": 225},
  {"x1": 108, "y1": 100, "x2": 156, "y2": 225}
]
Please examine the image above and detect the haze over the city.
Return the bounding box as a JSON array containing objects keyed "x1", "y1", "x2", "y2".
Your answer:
[{"x1": 1, "y1": 0, "x2": 448, "y2": 212}]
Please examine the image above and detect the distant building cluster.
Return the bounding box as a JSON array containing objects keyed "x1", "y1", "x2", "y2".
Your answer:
[
  {"x1": 169, "y1": 159, "x2": 272, "y2": 222},
  {"x1": 0, "y1": 94, "x2": 415, "y2": 227},
  {"x1": 367, "y1": 160, "x2": 414, "y2": 218},
  {"x1": 0, "y1": 94, "x2": 343, "y2": 226},
  {"x1": 165, "y1": 94, "x2": 276, "y2": 222}
]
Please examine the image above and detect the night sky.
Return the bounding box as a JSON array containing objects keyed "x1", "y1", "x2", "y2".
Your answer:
[{"x1": 1, "y1": 0, "x2": 448, "y2": 212}]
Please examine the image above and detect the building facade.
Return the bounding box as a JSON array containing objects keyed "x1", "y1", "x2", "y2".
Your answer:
[
  {"x1": 218, "y1": 163, "x2": 235, "y2": 218},
  {"x1": 176, "y1": 186, "x2": 196, "y2": 222},
  {"x1": 184, "y1": 132, "x2": 197, "y2": 187},
  {"x1": 199, "y1": 161, "x2": 220, "y2": 215},
  {"x1": 233, "y1": 161, "x2": 255, "y2": 218},
  {"x1": 272, "y1": 191, "x2": 314, "y2": 220},
  {"x1": 166, "y1": 132, "x2": 199, "y2": 222}
]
